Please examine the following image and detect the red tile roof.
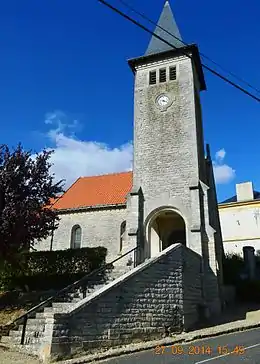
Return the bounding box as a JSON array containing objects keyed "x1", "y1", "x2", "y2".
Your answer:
[
  {"x1": 52, "y1": 171, "x2": 133, "y2": 210},
  {"x1": 45, "y1": 197, "x2": 60, "y2": 209}
]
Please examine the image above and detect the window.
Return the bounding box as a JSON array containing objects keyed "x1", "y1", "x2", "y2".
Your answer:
[
  {"x1": 71, "y1": 225, "x2": 82, "y2": 249},
  {"x1": 149, "y1": 71, "x2": 156, "y2": 85},
  {"x1": 169, "y1": 66, "x2": 177, "y2": 81},
  {"x1": 119, "y1": 220, "x2": 126, "y2": 253},
  {"x1": 159, "y1": 68, "x2": 167, "y2": 83}
]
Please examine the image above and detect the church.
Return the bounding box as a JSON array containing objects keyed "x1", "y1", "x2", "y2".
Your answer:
[
  {"x1": 5, "y1": 3, "x2": 260, "y2": 360},
  {"x1": 2, "y1": 2, "x2": 228, "y2": 359},
  {"x1": 37, "y1": 0, "x2": 224, "y2": 313}
]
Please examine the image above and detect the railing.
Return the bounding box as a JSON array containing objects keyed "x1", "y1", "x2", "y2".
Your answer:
[{"x1": 12, "y1": 247, "x2": 138, "y2": 345}]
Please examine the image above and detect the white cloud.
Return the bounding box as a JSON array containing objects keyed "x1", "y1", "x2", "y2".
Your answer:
[
  {"x1": 215, "y1": 148, "x2": 226, "y2": 161},
  {"x1": 44, "y1": 110, "x2": 80, "y2": 137},
  {"x1": 42, "y1": 112, "x2": 234, "y2": 188},
  {"x1": 43, "y1": 111, "x2": 133, "y2": 188},
  {"x1": 213, "y1": 148, "x2": 235, "y2": 184}
]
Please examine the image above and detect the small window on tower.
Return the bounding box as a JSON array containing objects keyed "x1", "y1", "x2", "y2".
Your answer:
[
  {"x1": 159, "y1": 68, "x2": 167, "y2": 83},
  {"x1": 149, "y1": 70, "x2": 156, "y2": 85},
  {"x1": 169, "y1": 66, "x2": 177, "y2": 81}
]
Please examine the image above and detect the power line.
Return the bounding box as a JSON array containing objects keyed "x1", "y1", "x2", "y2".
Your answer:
[
  {"x1": 99, "y1": 0, "x2": 260, "y2": 103},
  {"x1": 118, "y1": 0, "x2": 260, "y2": 96}
]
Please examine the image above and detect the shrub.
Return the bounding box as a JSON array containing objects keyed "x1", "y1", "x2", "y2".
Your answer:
[
  {"x1": 236, "y1": 279, "x2": 260, "y2": 303},
  {"x1": 222, "y1": 253, "x2": 244, "y2": 285},
  {"x1": 0, "y1": 247, "x2": 107, "y2": 291}
]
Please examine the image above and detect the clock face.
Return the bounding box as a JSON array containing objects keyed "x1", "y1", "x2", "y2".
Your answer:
[{"x1": 157, "y1": 94, "x2": 170, "y2": 107}]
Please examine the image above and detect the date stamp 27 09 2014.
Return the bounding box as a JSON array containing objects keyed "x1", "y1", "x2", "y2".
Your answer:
[{"x1": 154, "y1": 344, "x2": 245, "y2": 356}]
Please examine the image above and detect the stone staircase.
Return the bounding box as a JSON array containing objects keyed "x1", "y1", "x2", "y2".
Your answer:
[
  {"x1": 0, "y1": 257, "x2": 131, "y2": 356},
  {"x1": 0, "y1": 245, "x2": 205, "y2": 361}
]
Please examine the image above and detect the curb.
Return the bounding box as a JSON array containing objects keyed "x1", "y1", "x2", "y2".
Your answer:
[{"x1": 58, "y1": 322, "x2": 260, "y2": 364}]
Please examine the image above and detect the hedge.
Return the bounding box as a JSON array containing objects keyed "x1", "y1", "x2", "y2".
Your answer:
[
  {"x1": 222, "y1": 253, "x2": 244, "y2": 285},
  {"x1": 223, "y1": 253, "x2": 260, "y2": 303},
  {"x1": 0, "y1": 247, "x2": 107, "y2": 291}
]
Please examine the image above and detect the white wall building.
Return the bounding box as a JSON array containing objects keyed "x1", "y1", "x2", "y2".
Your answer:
[{"x1": 219, "y1": 181, "x2": 260, "y2": 256}]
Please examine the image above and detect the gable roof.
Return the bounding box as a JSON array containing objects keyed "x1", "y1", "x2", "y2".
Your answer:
[{"x1": 52, "y1": 171, "x2": 133, "y2": 211}]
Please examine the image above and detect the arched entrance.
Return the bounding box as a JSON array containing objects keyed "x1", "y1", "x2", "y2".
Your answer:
[{"x1": 146, "y1": 209, "x2": 186, "y2": 258}]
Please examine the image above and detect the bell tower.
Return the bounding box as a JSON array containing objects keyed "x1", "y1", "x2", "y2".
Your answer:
[
  {"x1": 127, "y1": 1, "x2": 224, "y2": 315},
  {"x1": 128, "y1": 0, "x2": 207, "y2": 203}
]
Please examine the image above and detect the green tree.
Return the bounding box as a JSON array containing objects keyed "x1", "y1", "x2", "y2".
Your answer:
[{"x1": 0, "y1": 144, "x2": 63, "y2": 265}]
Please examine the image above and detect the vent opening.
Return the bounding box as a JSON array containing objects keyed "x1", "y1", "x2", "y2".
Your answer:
[
  {"x1": 149, "y1": 71, "x2": 156, "y2": 85},
  {"x1": 159, "y1": 68, "x2": 167, "y2": 83},
  {"x1": 169, "y1": 66, "x2": 177, "y2": 81}
]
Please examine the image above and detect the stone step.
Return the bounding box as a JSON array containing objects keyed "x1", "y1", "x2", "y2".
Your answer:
[
  {"x1": 19, "y1": 323, "x2": 45, "y2": 332},
  {"x1": 43, "y1": 307, "x2": 65, "y2": 314},
  {"x1": 9, "y1": 329, "x2": 23, "y2": 337},
  {"x1": 66, "y1": 277, "x2": 126, "y2": 303},
  {"x1": 9, "y1": 329, "x2": 44, "y2": 338},
  {"x1": 52, "y1": 302, "x2": 73, "y2": 309},
  {"x1": 36, "y1": 312, "x2": 54, "y2": 319},
  {"x1": 27, "y1": 318, "x2": 46, "y2": 325},
  {"x1": 1, "y1": 335, "x2": 21, "y2": 344},
  {"x1": 53, "y1": 323, "x2": 68, "y2": 330},
  {"x1": 52, "y1": 328, "x2": 69, "y2": 337},
  {"x1": 22, "y1": 336, "x2": 43, "y2": 345},
  {"x1": 57, "y1": 294, "x2": 79, "y2": 302},
  {"x1": 51, "y1": 335, "x2": 71, "y2": 343},
  {"x1": 16, "y1": 318, "x2": 45, "y2": 332}
]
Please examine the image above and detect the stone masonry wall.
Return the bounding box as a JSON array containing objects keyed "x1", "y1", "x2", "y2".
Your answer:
[
  {"x1": 183, "y1": 248, "x2": 203, "y2": 329},
  {"x1": 34, "y1": 207, "x2": 127, "y2": 262},
  {"x1": 133, "y1": 54, "x2": 200, "y2": 212},
  {"x1": 51, "y1": 244, "x2": 203, "y2": 357}
]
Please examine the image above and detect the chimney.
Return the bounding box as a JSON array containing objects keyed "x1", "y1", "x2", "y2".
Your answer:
[{"x1": 236, "y1": 182, "x2": 254, "y2": 202}]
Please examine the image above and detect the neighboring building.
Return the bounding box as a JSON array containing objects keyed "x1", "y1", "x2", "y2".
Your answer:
[
  {"x1": 219, "y1": 181, "x2": 260, "y2": 256},
  {"x1": 36, "y1": 0, "x2": 224, "y2": 317}
]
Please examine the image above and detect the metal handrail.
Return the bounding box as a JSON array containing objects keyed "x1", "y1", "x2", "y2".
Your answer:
[{"x1": 12, "y1": 247, "x2": 137, "y2": 345}]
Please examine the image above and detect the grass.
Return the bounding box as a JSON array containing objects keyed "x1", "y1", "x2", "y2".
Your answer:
[{"x1": 0, "y1": 290, "x2": 55, "y2": 327}]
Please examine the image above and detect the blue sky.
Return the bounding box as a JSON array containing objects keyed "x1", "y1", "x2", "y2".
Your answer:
[{"x1": 1, "y1": 0, "x2": 260, "y2": 202}]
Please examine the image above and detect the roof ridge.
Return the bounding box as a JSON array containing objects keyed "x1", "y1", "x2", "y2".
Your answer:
[
  {"x1": 80, "y1": 170, "x2": 133, "y2": 179},
  {"x1": 51, "y1": 170, "x2": 133, "y2": 210}
]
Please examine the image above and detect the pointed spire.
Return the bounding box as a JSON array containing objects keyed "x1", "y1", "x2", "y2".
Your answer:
[{"x1": 145, "y1": 1, "x2": 183, "y2": 56}]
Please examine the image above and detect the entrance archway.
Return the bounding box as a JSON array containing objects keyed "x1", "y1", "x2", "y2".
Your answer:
[{"x1": 146, "y1": 209, "x2": 186, "y2": 258}]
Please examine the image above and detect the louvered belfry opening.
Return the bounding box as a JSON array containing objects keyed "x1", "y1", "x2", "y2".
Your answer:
[
  {"x1": 169, "y1": 66, "x2": 177, "y2": 81},
  {"x1": 159, "y1": 68, "x2": 167, "y2": 83},
  {"x1": 149, "y1": 70, "x2": 156, "y2": 85}
]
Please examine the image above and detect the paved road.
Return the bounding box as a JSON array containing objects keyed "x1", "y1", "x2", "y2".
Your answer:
[{"x1": 100, "y1": 327, "x2": 260, "y2": 363}]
